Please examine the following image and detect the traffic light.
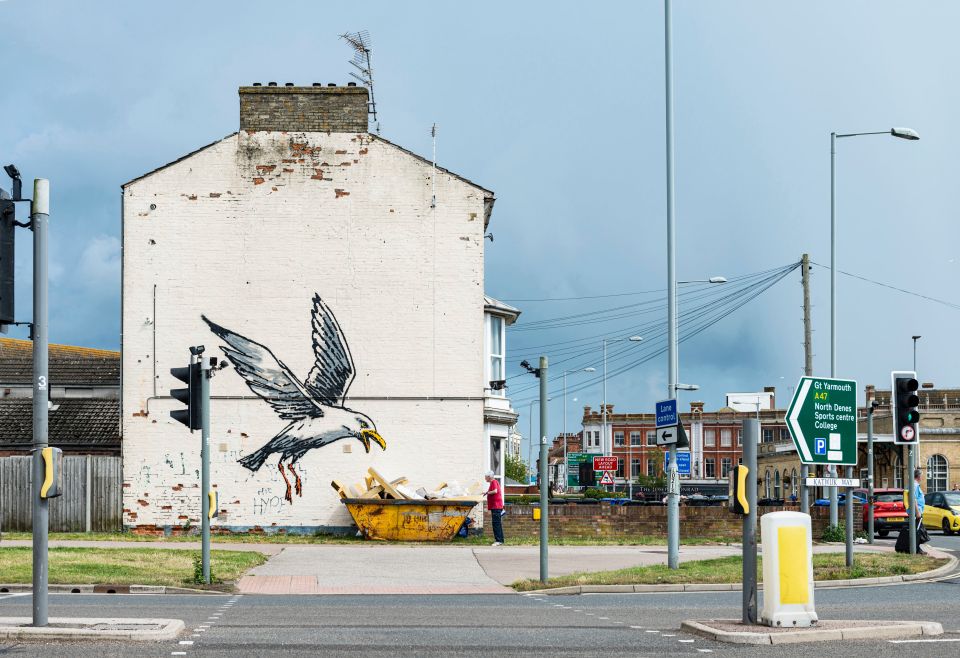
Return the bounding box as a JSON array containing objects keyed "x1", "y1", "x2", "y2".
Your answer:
[
  {"x1": 892, "y1": 370, "x2": 920, "y2": 445},
  {"x1": 170, "y1": 362, "x2": 202, "y2": 430},
  {"x1": 0, "y1": 190, "x2": 14, "y2": 329}
]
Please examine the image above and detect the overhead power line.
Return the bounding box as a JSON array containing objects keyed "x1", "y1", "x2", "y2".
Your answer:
[{"x1": 810, "y1": 261, "x2": 960, "y2": 311}]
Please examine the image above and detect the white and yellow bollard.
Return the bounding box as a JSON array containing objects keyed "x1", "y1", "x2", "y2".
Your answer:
[{"x1": 760, "y1": 511, "x2": 817, "y2": 627}]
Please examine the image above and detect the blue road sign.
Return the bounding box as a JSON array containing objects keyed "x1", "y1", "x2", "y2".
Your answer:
[
  {"x1": 814, "y1": 438, "x2": 826, "y2": 456},
  {"x1": 656, "y1": 399, "x2": 678, "y2": 428},
  {"x1": 664, "y1": 451, "x2": 691, "y2": 475}
]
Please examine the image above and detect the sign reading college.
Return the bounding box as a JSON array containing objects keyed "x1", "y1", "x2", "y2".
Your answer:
[{"x1": 787, "y1": 376, "x2": 858, "y2": 466}]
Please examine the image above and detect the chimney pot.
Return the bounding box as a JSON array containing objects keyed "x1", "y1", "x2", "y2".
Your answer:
[
  {"x1": 285, "y1": 82, "x2": 294, "y2": 87},
  {"x1": 252, "y1": 82, "x2": 262, "y2": 87},
  {"x1": 313, "y1": 83, "x2": 322, "y2": 87},
  {"x1": 347, "y1": 82, "x2": 357, "y2": 87},
  {"x1": 268, "y1": 82, "x2": 277, "y2": 86},
  {"x1": 327, "y1": 83, "x2": 336, "y2": 87}
]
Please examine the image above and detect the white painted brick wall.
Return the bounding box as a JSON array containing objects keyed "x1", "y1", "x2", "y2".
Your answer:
[{"x1": 122, "y1": 131, "x2": 490, "y2": 531}]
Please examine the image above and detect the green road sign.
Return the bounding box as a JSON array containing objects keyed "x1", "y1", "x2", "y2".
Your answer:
[
  {"x1": 787, "y1": 376, "x2": 858, "y2": 466},
  {"x1": 566, "y1": 452, "x2": 592, "y2": 487}
]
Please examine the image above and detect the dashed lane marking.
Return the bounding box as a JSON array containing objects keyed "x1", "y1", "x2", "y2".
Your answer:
[{"x1": 889, "y1": 639, "x2": 960, "y2": 644}]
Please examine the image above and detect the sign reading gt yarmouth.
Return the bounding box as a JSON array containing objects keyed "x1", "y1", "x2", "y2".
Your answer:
[{"x1": 787, "y1": 376, "x2": 858, "y2": 465}]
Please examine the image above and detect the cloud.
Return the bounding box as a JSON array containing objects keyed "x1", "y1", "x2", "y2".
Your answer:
[{"x1": 76, "y1": 235, "x2": 120, "y2": 293}]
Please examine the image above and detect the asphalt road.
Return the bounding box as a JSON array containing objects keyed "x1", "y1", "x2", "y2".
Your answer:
[{"x1": 2, "y1": 575, "x2": 960, "y2": 658}]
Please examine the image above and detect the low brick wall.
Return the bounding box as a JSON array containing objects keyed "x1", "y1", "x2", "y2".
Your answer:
[{"x1": 484, "y1": 502, "x2": 863, "y2": 540}]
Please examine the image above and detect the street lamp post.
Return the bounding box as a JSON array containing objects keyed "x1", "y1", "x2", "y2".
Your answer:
[
  {"x1": 830, "y1": 126, "x2": 919, "y2": 525},
  {"x1": 564, "y1": 367, "x2": 595, "y2": 491}
]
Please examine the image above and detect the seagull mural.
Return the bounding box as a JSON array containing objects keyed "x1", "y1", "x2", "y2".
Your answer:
[{"x1": 203, "y1": 295, "x2": 386, "y2": 503}]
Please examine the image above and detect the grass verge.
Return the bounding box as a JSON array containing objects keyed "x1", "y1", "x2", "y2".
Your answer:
[
  {"x1": 512, "y1": 552, "x2": 947, "y2": 591},
  {"x1": 0, "y1": 547, "x2": 267, "y2": 589},
  {"x1": 1, "y1": 532, "x2": 736, "y2": 546}
]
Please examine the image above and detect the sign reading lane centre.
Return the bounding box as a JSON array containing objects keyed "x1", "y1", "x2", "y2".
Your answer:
[{"x1": 787, "y1": 376, "x2": 858, "y2": 466}]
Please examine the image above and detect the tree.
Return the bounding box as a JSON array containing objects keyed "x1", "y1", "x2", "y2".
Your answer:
[{"x1": 505, "y1": 453, "x2": 529, "y2": 483}]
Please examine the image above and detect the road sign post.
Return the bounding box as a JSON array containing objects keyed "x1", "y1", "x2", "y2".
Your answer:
[{"x1": 787, "y1": 376, "x2": 857, "y2": 566}]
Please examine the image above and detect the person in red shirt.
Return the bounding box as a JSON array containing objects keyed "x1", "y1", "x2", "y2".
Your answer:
[{"x1": 485, "y1": 470, "x2": 505, "y2": 546}]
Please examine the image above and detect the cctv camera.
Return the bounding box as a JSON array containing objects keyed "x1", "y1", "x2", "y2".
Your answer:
[{"x1": 3, "y1": 165, "x2": 20, "y2": 180}]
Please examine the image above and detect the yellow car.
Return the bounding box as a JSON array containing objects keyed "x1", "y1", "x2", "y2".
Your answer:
[{"x1": 922, "y1": 491, "x2": 960, "y2": 535}]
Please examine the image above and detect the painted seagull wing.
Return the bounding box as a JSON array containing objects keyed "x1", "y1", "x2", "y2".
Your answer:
[
  {"x1": 203, "y1": 316, "x2": 323, "y2": 420},
  {"x1": 304, "y1": 295, "x2": 356, "y2": 405}
]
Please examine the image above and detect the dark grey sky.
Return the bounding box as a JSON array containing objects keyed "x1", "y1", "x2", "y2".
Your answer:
[{"x1": 1, "y1": 1, "x2": 957, "y2": 456}]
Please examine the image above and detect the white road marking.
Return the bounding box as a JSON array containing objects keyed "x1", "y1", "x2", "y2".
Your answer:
[
  {"x1": 697, "y1": 650, "x2": 713, "y2": 654},
  {"x1": 663, "y1": 633, "x2": 676, "y2": 637},
  {"x1": 630, "y1": 625, "x2": 644, "y2": 629},
  {"x1": 598, "y1": 616, "x2": 609, "y2": 620},
  {"x1": 171, "y1": 653, "x2": 187, "y2": 656},
  {"x1": 679, "y1": 639, "x2": 695, "y2": 643},
  {"x1": 178, "y1": 641, "x2": 194, "y2": 645},
  {"x1": 889, "y1": 639, "x2": 960, "y2": 644},
  {"x1": 0, "y1": 593, "x2": 29, "y2": 600},
  {"x1": 645, "y1": 630, "x2": 659, "y2": 633}
]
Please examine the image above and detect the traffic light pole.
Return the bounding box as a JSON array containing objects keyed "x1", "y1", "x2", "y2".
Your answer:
[
  {"x1": 907, "y1": 446, "x2": 916, "y2": 555},
  {"x1": 31, "y1": 180, "x2": 49, "y2": 627},
  {"x1": 538, "y1": 356, "x2": 549, "y2": 583},
  {"x1": 741, "y1": 418, "x2": 758, "y2": 624},
  {"x1": 867, "y1": 404, "x2": 875, "y2": 543},
  {"x1": 201, "y1": 356, "x2": 211, "y2": 583}
]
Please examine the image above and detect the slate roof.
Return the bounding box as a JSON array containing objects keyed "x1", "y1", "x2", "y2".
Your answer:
[
  {"x1": 0, "y1": 398, "x2": 120, "y2": 452},
  {"x1": 0, "y1": 338, "x2": 120, "y2": 386}
]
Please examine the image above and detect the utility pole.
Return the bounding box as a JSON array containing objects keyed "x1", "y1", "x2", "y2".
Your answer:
[
  {"x1": 538, "y1": 356, "x2": 549, "y2": 582},
  {"x1": 31, "y1": 179, "x2": 50, "y2": 626},
  {"x1": 800, "y1": 253, "x2": 812, "y2": 514}
]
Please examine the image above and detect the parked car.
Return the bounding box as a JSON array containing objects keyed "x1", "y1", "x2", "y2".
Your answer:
[
  {"x1": 922, "y1": 491, "x2": 960, "y2": 536},
  {"x1": 856, "y1": 488, "x2": 907, "y2": 538}
]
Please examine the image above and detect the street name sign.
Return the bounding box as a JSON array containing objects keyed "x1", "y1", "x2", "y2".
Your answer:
[
  {"x1": 664, "y1": 451, "x2": 691, "y2": 475},
  {"x1": 787, "y1": 376, "x2": 858, "y2": 466},
  {"x1": 655, "y1": 399, "x2": 678, "y2": 428},
  {"x1": 805, "y1": 477, "x2": 860, "y2": 487},
  {"x1": 593, "y1": 456, "x2": 618, "y2": 472}
]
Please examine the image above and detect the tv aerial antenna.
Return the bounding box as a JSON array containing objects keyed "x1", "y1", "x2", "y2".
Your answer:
[{"x1": 340, "y1": 31, "x2": 379, "y2": 134}]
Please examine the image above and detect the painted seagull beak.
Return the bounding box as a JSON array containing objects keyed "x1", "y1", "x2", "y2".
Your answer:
[{"x1": 359, "y1": 429, "x2": 387, "y2": 453}]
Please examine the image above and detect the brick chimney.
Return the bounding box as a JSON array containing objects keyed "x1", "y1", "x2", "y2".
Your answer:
[
  {"x1": 763, "y1": 386, "x2": 776, "y2": 408},
  {"x1": 239, "y1": 83, "x2": 369, "y2": 133}
]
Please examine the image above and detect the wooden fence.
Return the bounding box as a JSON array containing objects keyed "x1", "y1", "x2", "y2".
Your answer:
[{"x1": 0, "y1": 455, "x2": 122, "y2": 533}]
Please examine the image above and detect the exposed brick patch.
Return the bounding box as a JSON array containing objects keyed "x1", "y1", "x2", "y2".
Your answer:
[
  {"x1": 335, "y1": 189, "x2": 350, "y2": 198},
  {"x1": 253, "y1": 177, "x2": 265, "y2": 185},
  {"x1": 256, "y1": 165, "x2": 276, "y2": 172}
]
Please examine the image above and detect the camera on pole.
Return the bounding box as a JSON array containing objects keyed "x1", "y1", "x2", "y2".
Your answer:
[
  {"x1": 892, "y1": 371, "x2": 920, "y2": 445},
  {"x1": 170, "y1": 361, "x2": 202, "y2": 430}
]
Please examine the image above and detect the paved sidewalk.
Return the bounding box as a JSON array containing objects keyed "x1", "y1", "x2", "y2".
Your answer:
[{"x1": 238, "y1": 545, "x2": 511, "y2": 594}]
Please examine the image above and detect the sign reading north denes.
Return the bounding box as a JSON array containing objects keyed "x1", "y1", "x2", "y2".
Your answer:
[{"x1": 787, "y1": 376, "x2": 857, "y2": 466}]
